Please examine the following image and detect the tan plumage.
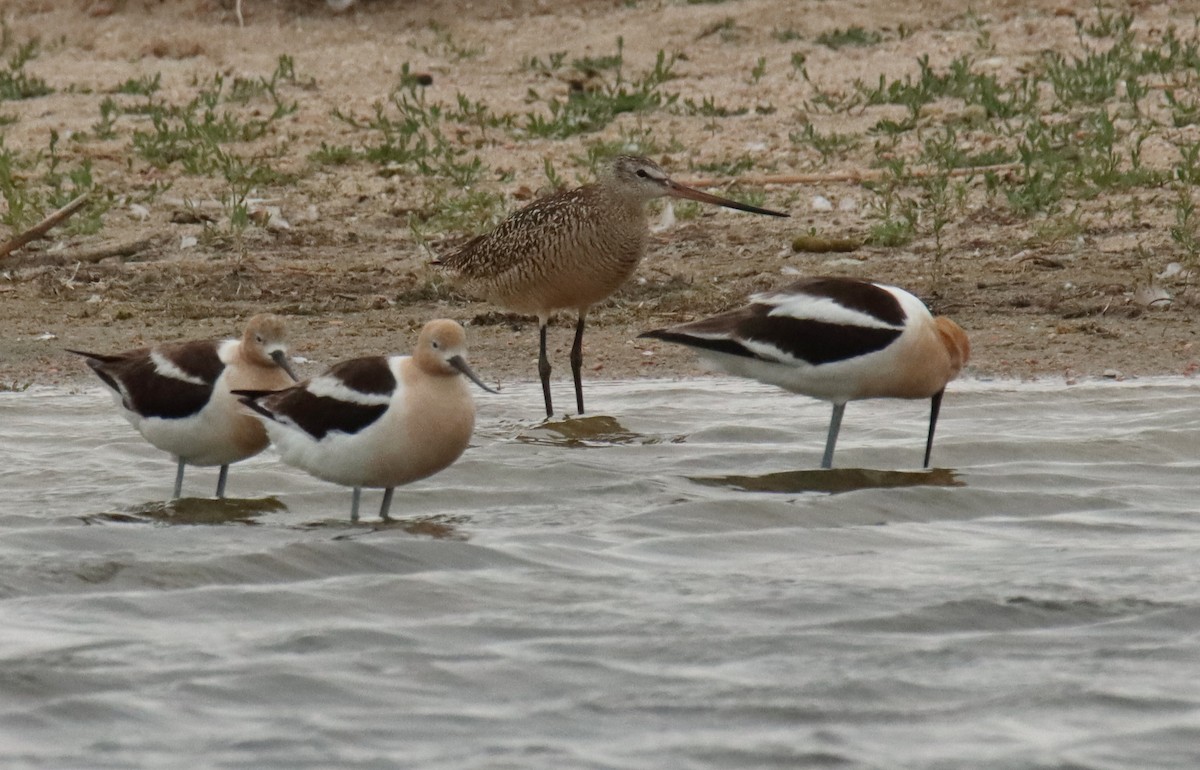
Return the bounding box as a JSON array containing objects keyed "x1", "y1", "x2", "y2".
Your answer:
[
  {"x1": 237, "y1": 319, "x2": 496, "y2": 522},
  {"x1": 68, "y1": 313, "x2": 298, "y2": 499},
  {"x1": 438, "y1": 155, "x2": 788, "y2": 418}
]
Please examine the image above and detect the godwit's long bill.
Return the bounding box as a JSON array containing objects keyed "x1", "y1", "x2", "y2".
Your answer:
[
  {"x1": 68, "y1": 314, "x2": 298, "y2": 498},
  {"x1": 236, "y1": 319, "x2": 496, "y2": 522},
  {"x1": 640, "y1": 277, "x2": 970, "y2": 468},
  {"x1": 436, "y1": 155, "x2": 788, "y2": 419}
]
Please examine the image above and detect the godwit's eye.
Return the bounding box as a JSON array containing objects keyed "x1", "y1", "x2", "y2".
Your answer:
[
  {"x1": 635, "y1": 169, "x2": 648, "y2": 178},
  {"x1": 255, "y1": 335, "x2": 264, "y2": 344}
]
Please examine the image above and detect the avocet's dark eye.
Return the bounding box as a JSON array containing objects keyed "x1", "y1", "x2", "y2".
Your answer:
[
  {"x1": 431, "y1": 341, "x2": 440, "y2": 349},
  {"x1": 635, "y1": 169, "x2": 648, "y2": 178}
]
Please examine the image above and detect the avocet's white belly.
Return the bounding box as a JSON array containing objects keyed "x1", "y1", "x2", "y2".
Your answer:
[
  {"x1": 121, "y1": 379, "x2": 267, "y2": 467},
  {"x1": 265, "y1": 374, "x2": 475, "y2": 489}
]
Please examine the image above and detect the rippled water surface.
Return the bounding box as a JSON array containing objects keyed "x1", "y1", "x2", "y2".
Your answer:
[{"x1": 2, "y1": 378, "x2": 1199, "y2": 769}]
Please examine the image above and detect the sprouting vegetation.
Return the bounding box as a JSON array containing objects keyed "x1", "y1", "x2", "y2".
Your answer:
[
  {"x1": 0, "y1": 24, "x2": 53, "y2": 102},
  {"x1": 1, "y1": 3, "x2": 1199, "y2": 286},
  {"x1": 816, "y1": 26, "x2": 884, "y2": 50}
]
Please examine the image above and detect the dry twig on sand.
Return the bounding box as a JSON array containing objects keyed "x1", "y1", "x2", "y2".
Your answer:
[
  {"x1": 0, "y1": 194, "x2": 90, "y2": 260},
  {"x1": 683, "y1": 163, "x2": 1023, "y2": 190}
]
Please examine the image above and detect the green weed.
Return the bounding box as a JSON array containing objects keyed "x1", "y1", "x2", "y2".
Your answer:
[
  {"x1": 749, "y1": 56, "x2": 767, "y2": 85},
  {"x1": 816, "y1": 26, "x2": 883, "y2": 50},
  {"x1": 522, "y1": 42, "x2": 679, "y2": 139},
  {"x1": 521, "y1": 51, "x2": 567, "y2": 74},
  {"x1": 679, "y1": 95, "x2": 747, "y2": 118},
  {"x1": 790, "y1": 123, "x2": 861, "y2": 161},
  {"x1": 0, "y1": 131, "x2": 106, "y2": 235},
  {"x1": 334, "y1": 75, "x2": 485, "y2": 186},
  {"x1": 0, "y1": 28, "x2": 53, "y2": 101},
  {"x1": 419, "y1": 23, "x2": 485, "y2": 61},
  {"x1": 1170, "y1": 184, "x2": 1200, "y2": 266},
  {"x1": 114, "y1": 73, "x2": 161, "y2": 96}
]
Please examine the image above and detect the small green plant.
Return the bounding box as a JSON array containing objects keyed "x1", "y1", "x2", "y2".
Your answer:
[
  {"x1": 91, "y1": 96, "x2": 119, "y2": 140},
  {"x1": 578, "y1": 128, "x2": 679, "y2": 172},
  {"x1": 816, "y1": 26, "x2": 883, "y2": 50},
  {"x1": 521, "y1": 41, "x2": 679, "y2": 139},
  {"x1": 917, "y1": 171, "x2": 967, "y2": 283},
  {"x1": 1176, "y1": 140, "x2": 1200, "y2": 186},
  {"x1": 0, "y1": 30, "x2": 53, "y2": 101},
  {"x1": 414, "y1": 184, "x2": 507, "y2": 235},
  {"x1": 863, "y1": 157, "x2": 917, "y2": 247},
  {"x1": 689, "y1": 154, "x2": 755, "y2": 176},
  {"x1": 0, "y1": 131, "x2": 106, "y2": 235},
  {"x1": 1164, "y1": 89, "x2": 1200, "y2": 128},
  {"x1": 1170, "y1": 184, "x2": 1200, "y2": 266},
  {"x1": 114, "y1": 73, "x2": 161, "y2": 96},
  {"x1": 521, "y1": 51, "x2": 567, "y2": 74},
  {"x1": 1077, "y1": 1, "x2": 1134, "y2": 39},
  {"x1": 419, "y1": 22, "x2": 485, "y2": 61},
  {"x1": 749, "y1": 56, "x2": 767, "y2": 85},
  {"x1": 309, "y1": 142, "x2": 359, "y2": 166},
  {"x1": 542, "y1": 157, "x2": 564, "y2": 191},
  {"x1": 865, "y1": 216, "x2": 917, "y2": 247},
  {"x1": 333, "y1": 72, "x2": 486, "y2": 186},
  {"x1": 679, "y1": 95, "x2": 746, "y2": 118},
  {"x1": 790, "y1": 123, "x2": 860, "y2": 161}
]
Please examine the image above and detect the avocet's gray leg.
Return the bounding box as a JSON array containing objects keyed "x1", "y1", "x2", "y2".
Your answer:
[
  {"x1": 350, "y1": 487, "x2": 362, "y2": 523},
  {"x1": 821, "y1": 403, "x2": 846, "y2": 470},
  {"x1": 379, "y1": 487, "x2": 395, "y2": 521},
  {"x1": 924, "y1": 389, "x2": 945, "y2": 469},
  {"x1": 173, "y1": 458, "x2": 186, "y2": 499},
  {"x1": 215, "y1": 464, "x2": 229, "y2": 499}
]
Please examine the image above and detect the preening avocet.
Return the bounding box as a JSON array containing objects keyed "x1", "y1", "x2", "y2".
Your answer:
[
  {"x1": 435, "y1": 155, "x2": 788, "y2": 419},
  {"x1": 236, "y1": 319, "x2": 497, "y2": 522},
  {"x1": 640, "y1": 277, "x2": 970, "y2": 468},
  {"x1": 68, "y1": 314, "x2": 298, "y2": 498}
]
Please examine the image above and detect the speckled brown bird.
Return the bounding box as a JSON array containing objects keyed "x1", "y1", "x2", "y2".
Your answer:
[{"x1": 436, "y1": 155, "x2": 789, "y2": 418}]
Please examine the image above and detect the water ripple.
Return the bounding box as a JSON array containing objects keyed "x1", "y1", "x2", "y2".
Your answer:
[{"x1": 1, "y1": 378, "x2": 1199, "y2": 768}]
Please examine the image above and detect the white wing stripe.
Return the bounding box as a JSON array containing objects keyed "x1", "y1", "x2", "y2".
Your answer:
[
  {"x1": 150, "y1": 350, "x2": 208, "y2": 385},
  {"x1": 306, "y1": 375, "x2": 393, "y2": 406},
  {"x1": 758, "y1": 295, "x2": 903, "y2": 330},
  {"x1": 741, "y1": 338, "x2": 814, "y2": 365}
]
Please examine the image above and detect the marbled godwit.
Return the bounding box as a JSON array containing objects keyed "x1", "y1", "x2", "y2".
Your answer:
[
  {"x1": 640, "y1": 277, "x2": 970, "y2": 468},
  {"x1": 236, "y1": 319, "x2": 496, "y2": 522},
  {"x1": 436, "y1": 155, "x2": 788, "y2": 418},
  {"x1": 68, "y1": 314, "x2": 298, "y2": 498}
]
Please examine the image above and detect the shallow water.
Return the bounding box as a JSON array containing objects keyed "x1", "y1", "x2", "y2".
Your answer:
[{"x1": 1, "y1": 377, "x2": 1199, "y2": 769}]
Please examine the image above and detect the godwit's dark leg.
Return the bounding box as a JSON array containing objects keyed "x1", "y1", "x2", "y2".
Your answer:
[
  {"x1": 350, "y1": 487, "x2": 362, "y2": 523},
  {"x1": 538, "y1": 319, "x2": 553, "y2": 418},
  {"x1": 173, "y1": 458, "x2": 186, "y2": 499},
  {"x1": 379, "y1": 487, "x2": 395, "y2": 522},
  {"x1": 570, "y1": 312, "x2": 587, "y2": 415},
  {"x1": 215, "y1": 464, "x2": 229, "y2": 499},
  {"x1": 924, "y1": 388, "x2": 945, "y2": 468},
  {"x1": 821, "y1": 403, "x2": 846, "y2": 470}
]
